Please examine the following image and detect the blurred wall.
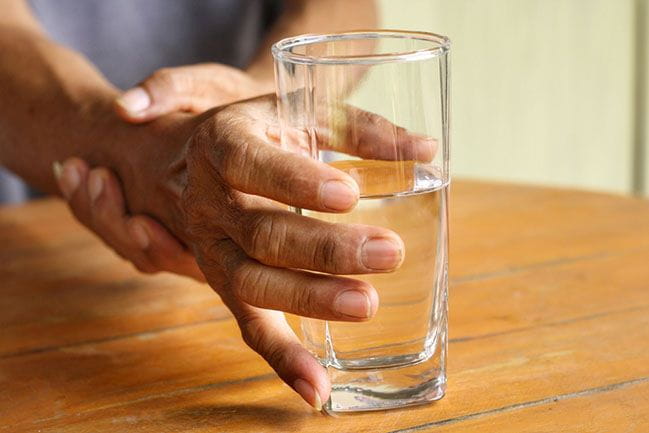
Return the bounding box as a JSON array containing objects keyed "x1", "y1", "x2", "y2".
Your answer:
[
  {"x1": 377, "y1": 0, "x2": 646, "y2": 195},
  {"x1": 640, "y1": 0, "x2": 649, "y2": 194}
]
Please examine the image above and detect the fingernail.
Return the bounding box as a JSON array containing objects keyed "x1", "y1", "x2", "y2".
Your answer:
[
  {"x1": 313, "y1": 387, "x2": 322, "y2": 411},
  {"x1": 116, "y1": 87, "x2": 150, "y2": 114},
  {"x1": 58, "y1": 163, "x2": 81, "y2": 200},
  {"x1": 334, "y1": 290, "x2": 371, "y2": 319},
  {"x1": 293, "y1": 378, "x2": 322, "y2": 411},
  {"x1": 361, "y1": 237, "x2": 404, "y2": 271},
  {"x1": 52, "y1": 161, "x2": 63, "y2": 180},
  {"x1": 129, "y1": 221, "x2": 150, "y2": 249},
  {"x1": 88, "y1": 172, "x2": 104, "y2": 204},
  {"x1": 320, "y1": 180, "x2": 359, "y2": 211}
]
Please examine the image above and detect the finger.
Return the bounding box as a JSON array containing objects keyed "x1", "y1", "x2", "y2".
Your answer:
[
  {"x1": 114, "y1": 64, "x2": 263, "y2": 123},
  {"x1": 127, "y1": 216, "x2": 206, "y2": 281},
  {"x1": 54, "y1": 157, "x2": 90, "y2": 217},
  {"x1": 266, "y1": 107, "x2": 437, "y2": 162},
  {"x1": 336, "y1": 105, "x2": 437, "y2": 162},
  {"x1": 87, "y1": 168, "x2": 203, "y2": 279},
  {"x1": 114, "y1": 73, "x2": 208, "y2": 123},
  {"x1": 56, "y1": 160, "x2": 201, "y2": 280},
  {"x1": 114, "y1": 71, "x2": 205, "y2": 122},
  {"x1": 62, "y1": 165, "x2": 155, "y2": 273},
  {"x1": 114, "y1": 86, "x2": 154, "y2": 122},
  {"x1": 227, "y1": 208, "x2": 404, "y2": 274},
  {"x1": 231, "y1": 302, "x2": 329, "y2": 410},
  {"x1": 197, "y1": 238, "x2": 379, "y2": 321},
  {"x1": 192, "y1": 114, "x2": 360, "y2": 212}
]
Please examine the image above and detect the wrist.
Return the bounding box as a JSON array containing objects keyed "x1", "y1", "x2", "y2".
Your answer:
[{"x1": 105, "y1": 112, "x2": 196, "y2": 242}]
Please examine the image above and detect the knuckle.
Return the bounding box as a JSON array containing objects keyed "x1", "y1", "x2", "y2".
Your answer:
[
  {"x1": 209, "y1": 110, "x2": 256, "y2": 186},
  {"x1": 194, "y1": 237, "x2": 227, "y2": 268},
  {"x1": 263, "y1": 339, "x2": 288, "y2": 369},
  {"x1": 245, "y1": 213, "x2": 269, "y2": 256},
  {"x1": 212, "y1": 105, "x2": 244, "y2": 134},
  {"x1": 357, "y1": 109, "x2": 380, "y2": 127},
  {"x1": 230, "y1": 261, "x2": 268, "y2": 304},
  {"x1": 181, "y1": 184, "x2": 205, "y2": 226},
  {"x1": 152, "y1": 67, "x2": 172, "y2": 78},
  {"x1": 184, "y1": 129, "x2": 213, "y2": 185},
  {"x1": 238, "y1": 314, "x2": 269, "y2": 354},
  {"x1": 221, "y1": 139, "x2": 255, "y2": 188},
  {"x1": 150, "y1": 68, "x2": 171, "y2": 85},
  {"x1": 244, "y1": 213, "x2": 284, "y2": 262},
  {"x1": 312, "y1": 232, "x2": 342, "y2": 272},
  {"x1": 182, "y1": 125, "x2": 229, "y2": 228},
  {"x1": 395, "y1": 125, "x2": 409, "y2": 139},
  {"x1": 239, "y1": 316, "x2": 290, "y2": 370},
  {"x1": 372, "y1": 113, "x2": 390, "y2": 128},
  {"x1": 181, "y1": 203, "x2": 208, "y2": 244},
  {"x1": 271, "y1": 156, "x2": 304, "y2": 195},
  {"x1": 291, "y1": 285, "x2": 319, "y2": 316},
  {"x1": 151, "y1": 67, "x2": 188, "y2": 94},
  {"x1": 357, "y1": 110, "x2": 392, "y2": 138},
  {"x1": 237, "y1": 314, "x2": 301, "y2": 378},
  {"x1": 239, "y1": 314, "x2": 262, "y2": 351},
  {"x1": 187, "y1": 122, "x2": 211, "y2": 160}
]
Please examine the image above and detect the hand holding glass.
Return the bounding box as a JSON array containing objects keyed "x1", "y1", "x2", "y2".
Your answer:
[{"x1": 273, "y1": 30, "x2": 450, "y2": 413}]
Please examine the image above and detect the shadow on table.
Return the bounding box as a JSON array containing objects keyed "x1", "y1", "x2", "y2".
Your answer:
[{"x1": 163, "y1": 403, "x2": 312, "y2": 430}]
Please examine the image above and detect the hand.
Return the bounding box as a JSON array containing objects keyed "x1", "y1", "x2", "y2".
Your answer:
[
  {"x1": 53, "y1": 63, "x2": 267, "y2": 280},
  {"x1": 157, "y1": 95, "x2": 435, "y2": 409},
  {"x1": 58, "y1": 67, "x2": 435, "y2": 409},
  {"x1": 55, "y1": 63, "x2": 433, "y2": 290},
  {"x1": 113, "y1": 63, "x2": 269, "y2": 123},
  {"x1": 53, "y1": 158, "x2": 204, "y2": 280}
]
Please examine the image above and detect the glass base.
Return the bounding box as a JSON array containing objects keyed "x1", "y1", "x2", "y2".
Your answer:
[{"x1": 323, "y1": 349, "x2": 446, "y2": 414}]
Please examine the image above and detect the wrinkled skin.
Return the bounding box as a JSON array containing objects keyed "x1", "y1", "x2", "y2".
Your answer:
[{"x1": 55, "y1": 64, "x2": 435, "y2": 408}]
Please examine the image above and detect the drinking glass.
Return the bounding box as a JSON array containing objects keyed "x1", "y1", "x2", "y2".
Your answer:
[{"x1": 272, "y1": 30, "x2": 450, "y2": 413}]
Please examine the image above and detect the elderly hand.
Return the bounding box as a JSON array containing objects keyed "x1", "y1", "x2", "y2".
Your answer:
[
  {"x1": 54, "y1": 64, "x2": 267, "y2": 281},
  {"x1": 114, "y1": 63, "x2": 269, "y2": 122},
  {"x1": 55, "y1": 64, "x2": 435, "y2": 410},
  {"x1": 53, "y1": 157, "x2": 204, "y2": 280}
]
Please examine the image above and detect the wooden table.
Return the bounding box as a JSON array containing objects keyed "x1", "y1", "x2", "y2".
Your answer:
[{"x1": 1, "y1": 181, "x2": 648, "y2": 432}]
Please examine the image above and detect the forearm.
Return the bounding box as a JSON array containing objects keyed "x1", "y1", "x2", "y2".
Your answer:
[
  {"x1": 246, "y1": 0, "x2": 378, "y2": 88},
  {"x1": 0, "y1": 10, "x2": 117, "y2": 193},
  {"x1": 0, "y1": 2, "x2": 188, "y2": 234}
]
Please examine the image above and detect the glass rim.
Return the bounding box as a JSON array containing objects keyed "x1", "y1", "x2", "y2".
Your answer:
[{"x1": 272, "y1": 29, "x2": 450, "y2": 66}]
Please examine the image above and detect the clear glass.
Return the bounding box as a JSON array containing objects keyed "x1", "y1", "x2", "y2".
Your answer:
[{"x1": 272, "y1": 30, "x2": 450, "y2": 413}]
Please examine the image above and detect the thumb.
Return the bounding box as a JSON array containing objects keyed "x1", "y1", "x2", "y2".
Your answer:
[{"x1": 114, "y1": 68, "x2": 208, "y2": 123}]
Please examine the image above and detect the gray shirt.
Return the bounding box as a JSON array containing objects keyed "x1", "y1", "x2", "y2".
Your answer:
[{"x1": 1, "y1": 0, "x2": 283, "y2": 203}]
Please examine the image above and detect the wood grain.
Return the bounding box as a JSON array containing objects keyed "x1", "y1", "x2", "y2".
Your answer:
[
  {"x1": 0, "y1": 200, "x2": 227, "y2": 357},
  {"x1": 1, "y1": 181, "x2": 648, "y2": 432},
  {"x1": 4, "y1": 308, "x2": 648, "y2": 432}
]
